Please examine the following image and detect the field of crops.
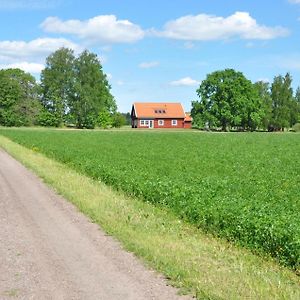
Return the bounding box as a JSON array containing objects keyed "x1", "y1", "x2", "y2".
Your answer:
[{"x1": 0, "y1": 128, "x2": 299, "y2": 269}]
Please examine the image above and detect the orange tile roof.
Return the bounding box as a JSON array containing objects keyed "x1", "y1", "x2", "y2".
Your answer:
[
  {"x1": 133, "y1": 102, "x2": 185, "y2": 119},
  {"x1": 184, "y1": 113, "x2": 192, "y2": 122}
]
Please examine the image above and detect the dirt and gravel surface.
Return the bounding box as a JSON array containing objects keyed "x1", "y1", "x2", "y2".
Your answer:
[{"x1": 0, "y1": 149, "x2": 192, "y2": 300}]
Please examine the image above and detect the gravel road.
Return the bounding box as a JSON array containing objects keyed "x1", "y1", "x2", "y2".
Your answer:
[{"x1": 0, "y1": 149, "x2": 191, "y2": 300}]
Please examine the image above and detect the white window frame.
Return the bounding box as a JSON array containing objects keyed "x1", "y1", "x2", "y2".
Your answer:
[
  {"x1": 140, "y1": 120, "x2": 153, "y2": 127},
  {"x1": 171, "y1": 119, "x2": 177, "y2": 126},
  {"x1": 158, "y1": 120, "x2": 164, "y2": 126}
]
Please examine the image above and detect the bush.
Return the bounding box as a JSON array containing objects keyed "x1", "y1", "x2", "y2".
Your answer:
[
  {"x1": 112, "y1": 113, "x2": 126, "y2": 128},
  {"x1": 81, "y1": 114, "x2": 97, "y2": 129},
  {"x1": 37, "y1": 111, "x2": 60, "y2": 127},
  {"x1": 98, "y1": 111, "x2": 112, "y2": 129},
  {"x1": 292, "y1": 123, "x2": 300, "y2": 132},
  {"x1": 0, "y1": 109, "x2": 22, "y2": 127}
]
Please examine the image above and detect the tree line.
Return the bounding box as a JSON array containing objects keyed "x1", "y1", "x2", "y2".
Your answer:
[
  {"x1": 191, "y1": 69, "x2": 300, "y2": 131},
  {"x1": 0, "y1": 47, "x2": 126, "y2": 129},
  {"x1": 1, "y1": 52, "x2": 299, "y2": 131}
]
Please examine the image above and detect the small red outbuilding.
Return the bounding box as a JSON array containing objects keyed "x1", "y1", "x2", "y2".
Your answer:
[{"x1": 131, "y1": 102, "x2": 192, "y2": 129}]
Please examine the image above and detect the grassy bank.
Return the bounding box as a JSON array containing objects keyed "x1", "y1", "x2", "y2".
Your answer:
[{"x1": 0, "y1": 134, "x2": 299, "y2": 299}]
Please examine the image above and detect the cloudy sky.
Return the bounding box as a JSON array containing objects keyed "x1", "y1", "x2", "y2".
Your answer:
[{"x1": 0, "y1": 0, "x2": 299, "y2": 112}]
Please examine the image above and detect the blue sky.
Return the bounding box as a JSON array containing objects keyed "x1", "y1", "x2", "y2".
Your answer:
[{"x1": 0, "y1": 0, "x2": 299, "y2": 112}]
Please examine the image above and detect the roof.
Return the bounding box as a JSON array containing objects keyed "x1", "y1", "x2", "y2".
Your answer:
[
  {"x1": 184, "y1": 113, "x2": 192, "y2": 122},
  {"x1": 133, "y1": 102, "x2": 185, "y2": 119}
]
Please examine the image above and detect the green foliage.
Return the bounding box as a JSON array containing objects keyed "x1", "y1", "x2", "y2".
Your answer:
[
  {"x1": 37, "y1": 110, "x2": 61, "y2": 127},
  {"x1": 1, "y1": 129, "x2": 299, "y2": 270},
  {"x1": 254, "y1": 81, "x2": 273, "y2": 130},
  {"x1": 40, "y1": 48, "x2": 75, "y2": 127},
  {"x1": 270, "y1": 73, "x2": 295, "y2": 130},
  {"x1": 98, "y1": 111, "x2": 126, "y2": 128},
  {"x1": 0, "y1": 68, "x2": 40, "y2": 126},
  {"x1": 293, "y1": 87, "x2": 300, "y2": 124},
  {"x1": 98, "y1": 111, "x2": 112, "y2": 129},
  {"x1": 192, "y1": 69, "x2": 263, "y2": 131},
  {"x1": 112, "y1": 112, "x2": 126, "y2": 128},
  {"x1": 292, "y1": 123, "x2": 300, "y2": 132},
  {"x1": 40, "y1": 48, "x2": 116, "y2": 128},
  {"x1": 122, "y1": 112, "x2": 131, "y2": 125},
  {"x1": 193, "y1": 70, "x2": 299, "y2": 131},
  {"x1": 81, "y1": 114, "x2": 97, "y2": 129},
  {"x1": 70, "y1": 50, "x2": 116, "y2": 128}
]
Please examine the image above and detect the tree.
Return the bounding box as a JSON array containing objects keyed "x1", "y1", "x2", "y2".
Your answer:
[
  {"x1": 192, "y1": 69, "x2": 262, "y2": 131},
  {"x1": 123, "y1": 112, "x2": 131, "y2": 125},
  {"x1": 254, "y1": 81, "x2": 272, "y2": 130},
  {"x1": 295, "y1": 87, "x2": 300, "y2": 105},
  {"x1": 39, "y1": 48, "x2": 116, "y2": 129},
  {"x1": 292, "y1": 87, "x2": 300, "y2": 124},
  {"x1": 40, "y1": 47, "x2": 75, "y2": 127},
  {"x1": 70, "y1": 50, "x2": 116, "y2": 129},
  {"x1": 270, "y1": 73, "x2": 294, "y2": 131},
  {"x1": 0, "y1": 68, "x2": 40, "y2": 126},
  {"x1": 112, "y1": 112, "x2": 126, "y2": 128}
]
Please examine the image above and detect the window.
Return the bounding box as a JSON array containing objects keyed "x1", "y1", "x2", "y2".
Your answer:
[
  {"x1": 140, "y1": 120, "x2": 152, "y2": 127},
  {"x1": 154, "y1": 109, "x2": 166, "y2": 114},
  {"x1": 172, "y1": 120, "x2": 177, "y2": 126},
  {"x1": 158, "y1": 120, "x2": 164, "y2": 126}
]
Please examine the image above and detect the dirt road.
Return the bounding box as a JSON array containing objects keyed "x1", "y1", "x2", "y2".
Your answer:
[{"x1": 0, "y1": 150, "x2": 190, "y2": 300}]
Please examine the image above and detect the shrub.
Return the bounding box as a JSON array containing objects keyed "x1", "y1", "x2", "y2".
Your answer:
[{"x1": 292, "y1": 123, "x2": 300, "y2": 132}]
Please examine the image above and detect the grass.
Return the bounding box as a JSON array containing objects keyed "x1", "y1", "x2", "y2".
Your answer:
[
  {"x1": 0, "y1": 128, "x2": 299, "y2": 270},
  {"x1": 0, "y1": 134, "x2": 299, "y2": 299}
]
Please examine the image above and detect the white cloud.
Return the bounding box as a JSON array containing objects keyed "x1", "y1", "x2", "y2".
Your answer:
[
  {"x1": 41, "y1": 15, "x2": 145, "y2": 44},
  {"x1": 289, "y1": 0, "x2": 300, "y2": 4},
  {"x1": 154, "y1": 12, "x2": 289, "y2": 41},
  {"x1": 138, "y1": 61, "x2": 159, "y2": 69},
  {"x1": 0, "y1": 38, "x2": 80, "y2": 62},
  {"x1": 0, "y1": 62, "x2": 44, "y2": 73},
  {"x1": 170, "y1": 77, "x2": 200, "y2": 87},
  {"x1": 106, "y1": 73, "x2": 112, "y2": 80}
]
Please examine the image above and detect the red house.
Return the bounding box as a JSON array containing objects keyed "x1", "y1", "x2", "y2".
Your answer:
[{"x1": 131, "y1": 102, "x2": 192, "y2": 129}]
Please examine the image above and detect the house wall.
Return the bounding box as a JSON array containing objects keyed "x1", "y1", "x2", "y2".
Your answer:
[
  {"x1": 136, "y1": 118, "x2": 185, "y2": 129},
  {"x1": 184, "y1": 121, "x2": 192, "y2": 129},
  {"x1": 154, "y1": 119, "x2": 184, "y2": 129}
]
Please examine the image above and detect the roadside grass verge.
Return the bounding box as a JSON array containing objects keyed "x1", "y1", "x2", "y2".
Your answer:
[{"x1": 0, "y1": 135, "x2": 299, "y2": 299}]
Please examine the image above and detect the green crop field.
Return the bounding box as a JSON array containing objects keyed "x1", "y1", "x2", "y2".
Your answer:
[{"x1": 1, "y1": 128, "x2": 299, "y2": 270}]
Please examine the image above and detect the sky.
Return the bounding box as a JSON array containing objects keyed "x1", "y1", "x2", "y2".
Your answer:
[{"x1": 0, "y1": 0, "x2": 299, "y2": 112}]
